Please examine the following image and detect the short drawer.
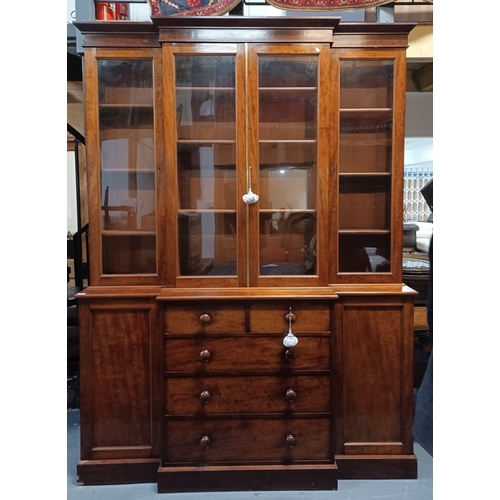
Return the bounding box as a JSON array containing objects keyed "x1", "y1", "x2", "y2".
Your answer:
[
  {"x1": 165, "y1": 335, "x2": 330, "y2": 372},
  {"x1": 164, "y1": 303, "x2": 245, "y2": 334},
  {"x1": 250, "y1": 302, "x2": 331, "y2": 333},
  {"x1": 165, "y1": 375, "x2": 330, "y2": 415},
  {"x1": 164, "y1": 418, "x2": 332, "y2": 464}
]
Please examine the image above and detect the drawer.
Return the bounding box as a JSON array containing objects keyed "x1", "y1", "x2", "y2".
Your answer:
[
  {"x1": 250, "y1": 302, "x2": 331, "y2": 333},
  {"x1": 164, "y1": 418, "x2": 331, "y2": 464},
  {"x1": 164, "y1": 303, "x2": 245, "y2": 334},
  {"x1": 165, "y1": 335, "x2": 330, "y2": 372},
  {"x1": 165, "y1": 375, "x2": 330, "y2": 415}
]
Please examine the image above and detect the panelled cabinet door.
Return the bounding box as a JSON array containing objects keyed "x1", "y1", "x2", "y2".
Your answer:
[
  {"x1": 166, "y1": 43, "x2": 331, "y2": 288},
  {"x1": 85, "y1": 48, "x2": 165, "y2": 286},
  {"x1": 332, "y1": 50, "x2": 406, "y2": 284}
]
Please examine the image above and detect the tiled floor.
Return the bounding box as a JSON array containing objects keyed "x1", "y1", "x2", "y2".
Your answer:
[{"x1": 67, "y1": 409, "x2": 432, "y2": 500}]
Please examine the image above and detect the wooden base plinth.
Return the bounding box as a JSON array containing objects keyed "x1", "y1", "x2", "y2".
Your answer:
[
  {"x1": 157, "y1": 463, "x2": 338, "y2": 493},
  {"x1": 77, "y1": 459, "x2": 161, "y2": 485},
  {"x1": 335, "y1": 454, "x2": 418, "y2": 479}
]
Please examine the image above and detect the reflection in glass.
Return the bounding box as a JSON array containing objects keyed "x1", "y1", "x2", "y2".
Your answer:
[
  {"x1": 259, "y1": 56, "x2": 318, "y2": 88},
  {"x1": 339, "y1": 234, "x2": 391, "y2": 273},
  {"x1": 178, "y1": 212, "x2": 237, "y2": 276},
  {"x1": 175, "y1": 55, "x2": 236, "y2": 141},
  {"x1": 338, "y1": 176, "x2": 391, "y2": 230},
  {"x1": 259, "y1": 89, "x2": 317, "y2": 140},
  {"x1": 98, "y1": 59, "x2": 156, "y2": 275},
  {"x1": 177, "y1": 143, "x2": 236, "y2": 210},
  {"x1": 259, "y1": 165, "x2": 316, "y2": 211},
  {"x1": 259, "y1": 212, "x2": 317, "y2": 275},
  {"x1": 339, "y1": 60, "x2": 394, "y2": 109}
]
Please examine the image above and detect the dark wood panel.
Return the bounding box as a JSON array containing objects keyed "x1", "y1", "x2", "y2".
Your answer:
[
  {"x1": 157, "y1": 464, "x2": 338, "y2": 492},
  {"x1": 341, "y1": 305, "x2": 404, "y2": 444},
  {"x1": 165, "y1": 335, "x2": 330, "y2": 372},
  {"x1": 77, "y1": 458, "x2": 160, "y2": 485},
  {"x1": 336, "y1": 454, "x2": 417, "y2": 479},
  {"x1": 164, "y1": 418, "x2": 332, "y2": 463},
  {"x1": 165, "y1": 375, "x2": 330, "y2": 414}
]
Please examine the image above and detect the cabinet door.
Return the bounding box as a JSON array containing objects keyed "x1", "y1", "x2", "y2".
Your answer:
[
  {"x1": 165, "y1": 44, "x2": 247, "y2": 287},
  {"x1": 79, "y1": 298, "x2": 162, "y2": 461},
  {"x1": 248, "y1": 44, "x2": 331, "y2": 287},
  {"x1": 85, "y1": 48, "x2": 165, "y2": 285},
  {"x1": 332, "y1": 51, "x2": 406, "y2": 283}
]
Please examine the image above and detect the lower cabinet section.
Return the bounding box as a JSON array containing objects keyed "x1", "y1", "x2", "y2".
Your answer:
[{"x1": 76, "y1": 289, "x2": 416, "y2": 489}]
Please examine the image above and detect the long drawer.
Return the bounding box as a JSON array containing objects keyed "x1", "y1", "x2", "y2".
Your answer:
[
  {"x1": 164, "y1": 418, "x2": 332, "y2": 464},
  {"x1": 165, "y1": 375, "x2": 330, "y2": 415},
  {"x1": 164, "y1": 335, "x2": 330, "y2": 372}
]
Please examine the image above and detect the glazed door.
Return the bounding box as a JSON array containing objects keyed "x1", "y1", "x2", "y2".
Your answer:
[
  {"x1": 164, "y1": 44, "x2": 247, "y2": 287},
  {"x1": 247, "y1": 44, "x2": 331, "y2": 287},
  {"x1": 332, "y1": 51, "x2": 406, "y2": 283},
  {"x1": 85, "y1": 48, "x2": 165, "y2": 286}
]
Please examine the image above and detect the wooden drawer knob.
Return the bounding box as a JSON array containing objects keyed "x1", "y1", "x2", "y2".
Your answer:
[
  {"x1": 199, "y1": 350, "x2": 211, "y2": 363},
  {"x1": 285, "y1": 389, "x2": 297, "y2": 403},
  {"x1": 200, "y1": 435, "x2": 211, "y2": 450},
  {"x1": 284, "y1": 348, "x2": 295, "y2": 362},
  {"x1": 199, "y1": 390, "x2": 212, "y2": 404},
  {"x1": 285, "y1": 434, "x2": 297, "y2": 448},
  {"x1": 199, "y1": 313, "x2": 212, "y2": 326}
]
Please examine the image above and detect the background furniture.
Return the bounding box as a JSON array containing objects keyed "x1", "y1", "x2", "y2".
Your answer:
[{"x1": 75, "y1": 17, "x2": 416, "y2": 492}]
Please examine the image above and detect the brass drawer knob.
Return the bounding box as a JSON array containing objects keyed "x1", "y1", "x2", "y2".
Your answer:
[
  {"x1": 285, "y1": 389, "x2": 297, "y2": 403},
  {"x1": 199, "y1": 313, "x2": 211, "y2": 326},
  {"x1": 200, "y1": 390, "x2": 212, "y2": 404},
  {"x1": 199, "y1": 350, "x2": 211, "y2": 363},
  {"x1": 200, "y1": 435, "x2": 211, "y2": 450},
  {"x1": 285, "y1": 434, "x2": 297, "y2": 448}
]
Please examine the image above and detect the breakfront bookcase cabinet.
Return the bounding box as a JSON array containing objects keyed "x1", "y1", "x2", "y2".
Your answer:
[{"x1": 74, "y1": 17, "x2": 416, "y2": 492}]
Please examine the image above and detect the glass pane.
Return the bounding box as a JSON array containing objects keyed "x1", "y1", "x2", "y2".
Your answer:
[
  {"x1": 259, "y1": 164, "x2": 316, "y2": 211},
  {"x1": 259, "y1": 89, "x2": 317, "y2": 140},
  {"x1": 178, "y1": 144, "x2": 236, "y2": 210},
  {"x1": 178, "y1": 212, "x2": 237, "y2": 276},
  {"x1": 176, "y1": 55, "x2": 236, "y2": 141},
  {"x1": 338, "y1": 177, "x2": 391, "y2": 230},
  {"x1": 98, "y1": 59, "x2": 156, "y2": 275},
  {"x1": 102, "y1": 234, "x2": 156, "y2": 274},
  {"x1": 339, "y1": 110, "x2": 392, "y2": 173},
  {"x1": 339, "y1": 234, "x2": 391, "y2": 273},
  {"x1": 340, "y1": 60, "x2": 394, "y2": 109},
  {"x1": 259, "y1": 56, "x2": 318, "y2": 87},
  {"x1": 260, "y1": 212, "x2": 317, "y2": 275}
]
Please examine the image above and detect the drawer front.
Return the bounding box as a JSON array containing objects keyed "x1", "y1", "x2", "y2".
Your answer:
[
  {"x1": 165, "y1": 418, "x2": 331, "y2": 464},
  {"x1": 165, "y1": 335, "x2": 330, "y2": 372},
  {"x1": 165, "y1": 375, "x2": 330, "y2": 415},
  {"x1": 250, "y1": 302, "x2": 331, "y2": 333},
  {"x1": 165, "y1": 304, "x2": 246, "y2": 334}
]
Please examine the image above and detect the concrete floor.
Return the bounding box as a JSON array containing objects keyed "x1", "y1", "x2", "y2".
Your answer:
[{"x1": 67, "y1": 410, "x2": 432, "y2": 500}]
